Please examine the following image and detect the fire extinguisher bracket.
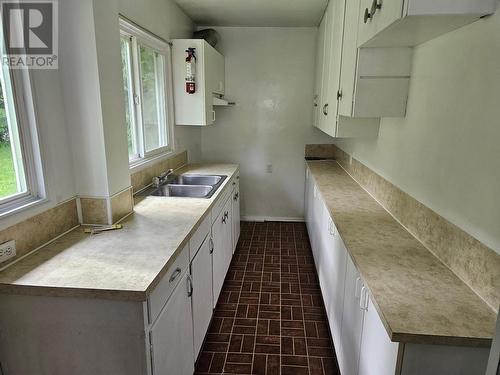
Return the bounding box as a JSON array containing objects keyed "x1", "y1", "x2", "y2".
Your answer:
[{"x1": 185, "y1": 48, "x2": 196, "y2": 94}]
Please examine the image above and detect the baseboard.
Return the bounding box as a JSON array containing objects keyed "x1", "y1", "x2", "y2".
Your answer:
[{"x1": 241, "y1": 216, "x2": 304, "y2": 223}]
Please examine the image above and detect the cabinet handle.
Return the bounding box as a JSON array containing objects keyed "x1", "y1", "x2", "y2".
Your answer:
[
  {"x1": 355, "y1": 277, "x2": 362, "y2": 298},
  {"x1": 232, "y1": 181, "x2": 236, "y2": 186},
  {"x1": 337, "y1": 90, "x2": 342, "y2": 100},
  {"x1": 187, "y1": 274, "x2": 193, "y2": 297},
  {"x1": 236, "y1": 176, "x2": 240, "y2": 180},
  {"x1": 371, "y1": 0, "x2": 382, "y2": 16},
  {"x1": 222, "y1": 216, "x2": 226, "y2": 224},
  {"x1": 209, "y1": 238, "x2": 214, "y2": 254},
  {"x1": 364, "y1": 8, "x2": 371, "y2": 23},
  {"x1": 360, "y1": 286, "x2": 369, "y2": 311},
  {"x1": 169, "y1": 267, "x2": 182, "y2": 283},
  {"x1": 322, "y1": 103, "x2": 329, "y2": 116},
  {"x1": 212, "y1": 110, "x2": 216, "y2": 122},
  {"x1": 234, "y1": 192, "x2": 239, "y2": 201}
]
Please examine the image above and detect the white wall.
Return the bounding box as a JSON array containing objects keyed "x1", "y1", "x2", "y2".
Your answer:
[
  {"x1": 199, "y1": 27, "x2": 333, "y2": 220},
  {"x1": 335, "y1": 12, "x2": 500, "y2": 253}
]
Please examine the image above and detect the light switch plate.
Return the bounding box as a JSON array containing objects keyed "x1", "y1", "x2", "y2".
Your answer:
[{"x1": 0, "y1": 240, "x2": 16, "y2": 263}]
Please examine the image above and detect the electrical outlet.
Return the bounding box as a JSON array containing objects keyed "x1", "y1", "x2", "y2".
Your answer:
[
  {"x1": 0, "y1": 240, "x2": 16, "y2": 263},
  {"x1": 266, "y1": 164, "x2": 273, "y2": 173}
]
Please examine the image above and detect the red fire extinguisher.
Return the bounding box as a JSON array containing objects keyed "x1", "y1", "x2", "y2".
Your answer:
[{"x1": 185, "y1": 48, "x2": 196, "y2": 94}]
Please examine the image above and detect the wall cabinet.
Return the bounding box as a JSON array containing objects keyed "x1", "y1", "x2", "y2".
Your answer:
[
  {"x1": 150, "y1": 272, "x2": 194, "y2": 375},
  {"x1": 314, "y1": 0, "x2": 386, "y2": 138},
  {"x1": 314, "y1": 0, "x2": 497, "y2": 135},
  {"x1": 304, "y1": 164, "x2": 490, "y2": 375},
  {"x1": 357, "y1": 0, "x2": 497, "y2": 48},
  {"x1": 172, "y1": 39, "x2": 225, "y2": 126}
]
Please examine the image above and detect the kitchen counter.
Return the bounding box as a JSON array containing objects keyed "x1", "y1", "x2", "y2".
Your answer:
[
  {"x1": 307, "y1": 160, "x2": 496, "y2": 348},
  {"x1": 0, "y1": 164, "x2": 239, "y2": 301}
]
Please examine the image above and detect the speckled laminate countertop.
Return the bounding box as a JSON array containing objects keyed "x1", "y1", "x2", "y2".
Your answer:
[
  {"x1": 0, "y1": 164, "x2": 239, "y2": 301},
  {"x1": 307, "y1": 160, "x2": 496, "y2": 348}
]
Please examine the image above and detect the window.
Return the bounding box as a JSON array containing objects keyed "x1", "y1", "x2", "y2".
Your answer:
[
  {"x1": 119, "y1": 18, "x2": 173, "y2": 165},
  {"x1": 0, "y1": 50, "x2": 44, "y2": 215}
]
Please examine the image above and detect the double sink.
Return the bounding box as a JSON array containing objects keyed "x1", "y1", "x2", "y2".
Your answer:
[{"x1": 148, "y1": 174, "x2": 227, "y2": 199}]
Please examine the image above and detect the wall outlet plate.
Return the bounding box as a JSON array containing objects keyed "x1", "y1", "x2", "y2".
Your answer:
[{"x1": 0, "y1": 240, "x2": 16, "y2": 263}]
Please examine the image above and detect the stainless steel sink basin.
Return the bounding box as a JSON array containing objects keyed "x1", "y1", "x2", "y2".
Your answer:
[
  {"x1": 151, "y1": 184, "x2": 213, "y2": 198},
  {"x1": 170, "y1": 174, "x2": 223, "y2": 186},
  {"x1": 141, "y1": 173, "x2": 228, "y2": 199}
]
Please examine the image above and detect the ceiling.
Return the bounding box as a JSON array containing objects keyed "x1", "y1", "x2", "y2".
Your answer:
[{"x1": 174, "y1": 0, "x2": 328, "y2": 27}]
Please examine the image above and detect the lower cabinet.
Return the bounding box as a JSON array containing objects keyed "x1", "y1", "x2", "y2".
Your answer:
[
  {"x1": 232, "y1": 180, "x2": 241, "y2": 253},
  {"x1": 211, "y1": 195, "x2": 233, "y2": 308},
  {"x1": 150, "y1": 272, "x2": 194, "y2": 375},
  {"x1": 338, "y1": 251, "x2": 365, "y2": 375},
  {"x1": 304, "y1": 164, "x2": 490, "y2": 375},
  {"x1": 0, "y1": 174, "x2": 242, "y2": 375},
  {"x1": 191, "y1": 235, "x2": 213, "y2": 359}
]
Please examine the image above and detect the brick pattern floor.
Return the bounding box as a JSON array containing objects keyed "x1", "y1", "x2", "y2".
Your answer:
[{"x1": 195, "y1": 222, "x2": 340, "y2": 375}]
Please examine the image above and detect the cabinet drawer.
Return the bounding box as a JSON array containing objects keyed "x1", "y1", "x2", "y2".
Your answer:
[
  {"x1": 148, "y1": 243, "x2": 189, "y2": 324},
  {"x1": 189, "y1": 213, "x2": 211, "y2": 261}
]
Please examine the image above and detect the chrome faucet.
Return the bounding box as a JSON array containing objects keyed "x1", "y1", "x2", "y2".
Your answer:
[{"x1": 152, "y1": 169, "x2": 174, "y2": 188}]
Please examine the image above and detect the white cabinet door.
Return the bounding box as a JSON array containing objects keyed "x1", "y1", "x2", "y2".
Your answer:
[
  {"x1": 319, "y1": 211, "x2": 348, "y2": 356},
  {"x1": 339, "y1": 255, "x2": 365, "y2": 375},
  {"x1": 232, "y1": 183, "x2": 240, "y2": 254},
  {"x1": 313, "y1": 10, "x2": 328, "y2": 128},
  {"x1": 205, "y1": 44, "x2": 225, "y2": 95},
  {"x1": 212, "y1": 205, "x2": 226, "y2": 308},
  {"x1": 222, "y1": 197, "x2": 233, "y2": 270},
  {"x1": 358, "y1": 296, "x2": 399, "y2": 375},
  {"x1": 318, "y1": 0, "x2": 346, "y2": 137},
  {"x1": 305, "y1": 168, "x2": 315, "y2": 250},
  {"x1": 311, "y1": 183, "x2": 324, "y2": 271},
  {"x1": 150, "y1": 272, "x2": 194, "y2": 375},
  {"x1": 191, "y1": 236, "x2": 213, "y2": 359},
  {"x1": 212, "y1": 196, "x2": 233, "y2": 308}
]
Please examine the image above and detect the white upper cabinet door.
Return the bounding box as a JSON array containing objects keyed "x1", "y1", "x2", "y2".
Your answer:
[
  {"x1": 150, "y1": 272, "x2": 194, "y2": 375},
  {"x1": 318, "y1": 0, "x2": 346, "y2": 137},
  {"x1": 313, "y1": 10, "x2": 328, "y2": 128},
  {"x1": 358, "y1": 0, "x2": 497, "y2": 47},
  {"x1": 232, "y1": 183, "x2": 241, "y2": 254},
  {"x1": 358, "y1": 296, "x2": 400, "y2": 375},
  {"x1": 205, "y1": 44, "x2": 225, "y2": 95},
  {"x1": 191, "y1": 236, "x2": 214, "y2": 359},
  {"x1": 338, "y1": 255, "x2": 365, "y2": 375}
]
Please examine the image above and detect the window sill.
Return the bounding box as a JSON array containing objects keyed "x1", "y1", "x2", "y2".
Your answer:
[
  {"x1": 129, "y1": 149, "x2": 179, "y2": 173},
  {"x1": 0, "y1": 196, "x2": 49, "y2": 221}
]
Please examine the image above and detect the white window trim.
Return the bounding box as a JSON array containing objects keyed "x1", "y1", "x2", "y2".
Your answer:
[
  {"x1": 0, "y1": 62, "x2": 46, "y2": 217},
  {"x1": 119, "y1": 16, "x2": 176, "y2": 168}
]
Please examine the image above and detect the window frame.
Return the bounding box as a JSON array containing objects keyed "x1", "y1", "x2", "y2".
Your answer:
[
  {"x1": 119, "y1": 17, "x2": 175, "y2": 168},
  {"x1": 0, "y1": 54, "x2": 45, "y2": 216}
]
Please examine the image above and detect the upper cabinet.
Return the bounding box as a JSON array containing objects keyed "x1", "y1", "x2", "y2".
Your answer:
[
  {"x1": 172, "y1": 39, "x2": 226, "y2": 126},
  {"x1": 313, "y1": 0, "x2": 497, "y2": 139},
  {"x1": 358, "y1": 0, "x2": 497, "y2": 48}
]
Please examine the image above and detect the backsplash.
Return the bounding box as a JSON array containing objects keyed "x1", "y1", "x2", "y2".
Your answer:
[
  {"x1": 130, "y1": 150, "x2": 188, "y2": 194},
  {"x1": 0, "y1": 199, "x2": 79, "y2": 268},
  {"x1": 306, "y1": 144, "x2": 500, "y2": 311}
]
